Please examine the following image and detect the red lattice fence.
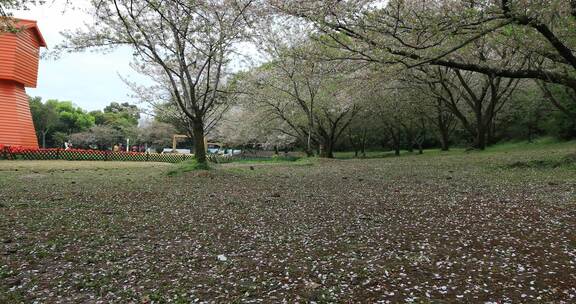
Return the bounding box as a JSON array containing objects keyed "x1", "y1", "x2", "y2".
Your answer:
[{"x1": 0, "y1": 145, "x2": 195, "y2": 163}]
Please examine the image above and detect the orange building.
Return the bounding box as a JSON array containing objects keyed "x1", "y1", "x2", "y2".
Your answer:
[{"x1": 0, "y1": 18, "x2": 46, "y2": 148}]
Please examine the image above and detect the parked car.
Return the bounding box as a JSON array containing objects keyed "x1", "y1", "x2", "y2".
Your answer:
[
  {"x1": 161, "y1": 148, "x2": 192, "y2": 154},
  {"x1": 220, "y1": 149, "x2": 242, "y2": 156},
  {"x1": 207, "y1": 143, "x2": 223, "y2": 154}
]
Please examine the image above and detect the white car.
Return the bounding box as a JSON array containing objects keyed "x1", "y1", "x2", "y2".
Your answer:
[
  {"x1": 219, "y1": 149, "x2": 242, "y2": 156},
  {"x1": 162, "y1": 148, "x2": 192, "y2": 154}
]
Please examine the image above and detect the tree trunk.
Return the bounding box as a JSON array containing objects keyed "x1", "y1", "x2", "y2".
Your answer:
[
  {"x1": 192, "y1": 120, "x2": 207, "y2": 164},
  {"x1": 303, "y1": 137, "x2": 314, "y2": 157},
  {"x1": 326, "y1": 142, "x2": 334, "y2": 158},
  {"x1": 439, "y1": 128, "x2": 450, "y2": 151},
  {"x1": 475, "y1": 127, "x2": 487, "y2": 150},
  {"x1": 392, "y1": 134, "x2": 401, "y2": 156},
  {"x1": 486, "y1": 118, "x2": 498, "y2": 145},
  {"x1": 319, "y1": 140, "x2": 334, "y2": 158},
  {"x1": 42, "y1": 130, "x2": 47, "y2": 149},
  {"x1": 386, "y1": 129, "x2": 401, "y2": 156},
  {"x1": 347, "y1": 130, "x2": 359, "y2": 158},
  {"x1": 360, "y1": 129, "x2": 367, "y2": 157},
  {"x1": 406, "y1": 135, "x2": 414, "y2": 152},
  {"x1": 473, "y1": 107, "x2": 487, "y2": 150},
  {"x1": 307, "y1": 132, "x2": 313, "y2": 156},
  {"x1": 438, "y1": 113, "x2": 451, "y2": 151}
]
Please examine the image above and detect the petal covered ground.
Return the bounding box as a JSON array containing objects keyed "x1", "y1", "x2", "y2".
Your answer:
[{"x1": 0, "y1": 146, "x2": 575, "y2": 303}]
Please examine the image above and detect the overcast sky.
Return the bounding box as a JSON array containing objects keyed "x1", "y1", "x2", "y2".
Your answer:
[
  {"x1": 11, "y1": 1, "x2": 160, "y2": 112},
  {"x1": 11, "y1": 1, "x2": 263, "y2": 113}
]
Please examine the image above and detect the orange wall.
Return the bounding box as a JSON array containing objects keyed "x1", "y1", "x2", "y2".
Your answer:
[
  {"x1": 15, "y1": 28, "x2": 41, "y2": 87},
  {"x1": 0, "y1": 80, "x2": 39, "y2": 147},
  {"x1": 0, "y1": 20, "x2": 44, "y2": 148},
  {"x1": 0, "y1": 27, "x2": 41, "y2": 88},
  {"x1": 0, "y1": 32, "x2": 18, "y2": 82}
]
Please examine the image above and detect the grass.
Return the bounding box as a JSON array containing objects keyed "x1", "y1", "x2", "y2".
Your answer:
[
  {"x1": 1, "y1": 141, "x2": 575, "y2": 303},
  {"x1": 167, "y1": 159, "x2": 211, "y2": 176},
  {"x1": 480, "y1": 137, "x2": 572, "y2": 152},
  {"x1": 334, "y1": 138, "x2": 576, "y2": 160},
  {"x1": 507, "y1": 158, "x2": 574, "y2": 169},
  {"x1": 215, "y1": 155, "x2": 302, "y2": 164}
]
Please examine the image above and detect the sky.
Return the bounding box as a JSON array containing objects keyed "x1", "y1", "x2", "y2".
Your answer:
[
  {"x1": 10, "y1": 1, "x2": 154, "y2": 112},
  {"x1": 10, "y1": 1, "x2": 263, "y2": 112}
]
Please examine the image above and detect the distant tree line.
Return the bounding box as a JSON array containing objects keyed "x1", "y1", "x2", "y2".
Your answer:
[
  {"x1": 12, "y1": 0, "x2": 576, "y2": 159},
  {"x1": 248, "y1": 0, "x2": 576, "y2": 156},
  {"x1": 210, "y1": 9, "x2": 575, "y2": 156},
  {"x1": 29, "y1": 98, "x2": 178, "y2": 151}
]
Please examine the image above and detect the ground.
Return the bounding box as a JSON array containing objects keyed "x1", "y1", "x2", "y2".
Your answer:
[{"x1": 1, "y1": 142, "x2": 575, "y2": 303}]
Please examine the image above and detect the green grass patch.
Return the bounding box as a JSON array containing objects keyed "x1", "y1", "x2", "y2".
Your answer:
[
  {"x1": 334, "y1": 148, "x2": 462, "y2": 160},
  {"x1": 481, "y1": 137, "x2": 573, "y2": 152},
  {"x1": 210, "y1": 155, "x2": 303, "y2": 164},
  {"x1": 333, "y1": 151, "x2": 396, "y2": 159},
  {"x1": 2, "y1": 142, "x2": 576, "y2": 302},
  {"x1": 333, "y1": 138, "x2": 575, "y2": 160},
  {"x1": 506, "y1": 153, "x2": 576, "y2": 169},
  {"x1": 167, "y1": 159, "x2": 210, "y2": 176},
  {"x1": 235, "y1": 155, "x2": 302, "y2": 163}
]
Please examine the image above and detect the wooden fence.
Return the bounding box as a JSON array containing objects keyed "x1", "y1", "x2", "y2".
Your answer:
[{"x1": 0, "y1": 146, "x2": 195, "y2": 163}]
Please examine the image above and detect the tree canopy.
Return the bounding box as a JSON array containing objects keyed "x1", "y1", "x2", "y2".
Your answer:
[{"x1": 20, "y1": 1, "x2": 576, "y2": 156}]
